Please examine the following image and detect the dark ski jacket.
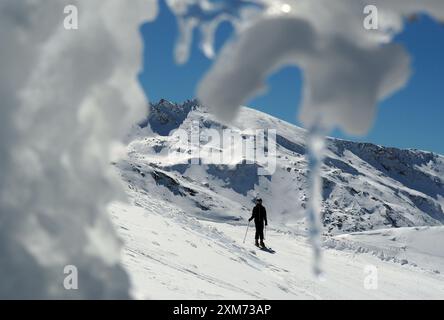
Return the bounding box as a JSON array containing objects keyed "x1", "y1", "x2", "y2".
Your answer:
[{"x1": 249, "y1": 204, "x2": 268, "y2": 227}]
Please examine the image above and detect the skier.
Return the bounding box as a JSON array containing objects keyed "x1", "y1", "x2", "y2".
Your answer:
[{"x1": 249, "y1": 198, "x2": 268, "y2": 248}]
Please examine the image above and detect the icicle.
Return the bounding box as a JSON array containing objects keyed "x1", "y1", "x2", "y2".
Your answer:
[
  {"x1": 199, "y1": 16, "x2": 226, "y2": 60},
  {"x1": 305, "y1": 122, "x2": 327, "y2": 278},
  {"x1": 167, "y1": 0, "x2": 265, "y2": 64},
  {"x1": 174, "y1": 17, "x2": 198, "y2": 64}
]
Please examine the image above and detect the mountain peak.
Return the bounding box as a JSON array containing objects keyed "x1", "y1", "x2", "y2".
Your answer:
[{"x1": 125, "y1": 102, "x2": 444, "y2": 234}]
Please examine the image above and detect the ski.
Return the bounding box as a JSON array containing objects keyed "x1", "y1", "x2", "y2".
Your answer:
[
  {"x1": 254, "y1": 244, "x2": 276, "y2": 254},
  {"x1": 260, "y1": 247, "x2": 276, "y2": 254}
]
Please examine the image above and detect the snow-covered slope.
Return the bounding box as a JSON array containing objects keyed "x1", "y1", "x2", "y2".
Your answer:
[
  {"x1": 118, "y1": 99, "x2": 444, "y2": 235},
  {"x1": 110, "y1": 100, "x2": 444, "y2": 299},
  {"x1": 109, "y1": 197, "x2": 444, "y2": 299},
  {"x1": 325, "y1": 226, "x2": 444, "y2": 274}
]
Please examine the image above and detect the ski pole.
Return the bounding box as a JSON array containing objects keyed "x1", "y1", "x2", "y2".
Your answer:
[{"x1": 243, "y1": 221, "x2": 251, "y2": 244}]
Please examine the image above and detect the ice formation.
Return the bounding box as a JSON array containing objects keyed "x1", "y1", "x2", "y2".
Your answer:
[
  {"x1": 168, "y1": 0, "x2": 444, "y2": 275},
  {"x1": 0, "y1": 0, "x2": 157, "y2": 298}
]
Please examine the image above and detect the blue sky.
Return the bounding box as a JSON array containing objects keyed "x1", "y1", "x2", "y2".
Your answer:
[{"x1": 139, "y1": 1, "x2": 444, "y2": 154}]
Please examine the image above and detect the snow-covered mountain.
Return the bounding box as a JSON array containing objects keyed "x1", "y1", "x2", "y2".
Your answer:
[
  {"x1": 118, "y1": 99, "x2": 444, "y2": 235},
  {"x1": 110, "y1": 100, "x2": 444, "y2": 299}
]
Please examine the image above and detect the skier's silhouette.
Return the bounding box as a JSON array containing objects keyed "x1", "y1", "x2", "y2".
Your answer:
[{"x1": 249, "y1": 198, "x2": 268, "y2": 248}]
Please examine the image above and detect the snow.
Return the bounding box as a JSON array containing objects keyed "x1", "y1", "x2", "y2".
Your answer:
[
  {"x1": 111, "y1": 100, "x2": 444, "y2": 299},
  {"x1": 110, "y1": 199, "x2": 444, "y2": 299},
  {"x1": 0, "y1": 0, "x2": 157, "y2": 299},
  {"x1": 189, "y1": 0, "x2": 444, "y2": 135},
  {"x1": 325, "y1": 227, "x2": 444, "y2": 274},
  {"x1": 126, "y1": 101, "x2": 444, "y2": 234},
  {"x1": 1, "y1": 0, "x2": 443, "y2": 299}
]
